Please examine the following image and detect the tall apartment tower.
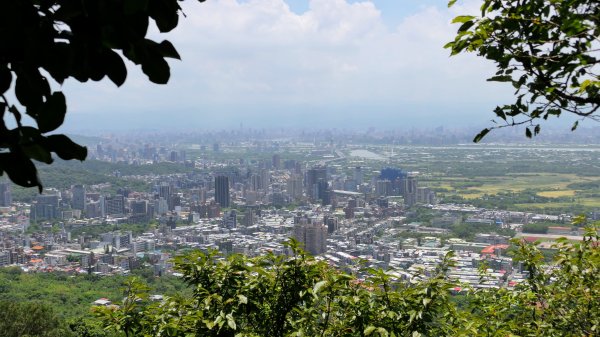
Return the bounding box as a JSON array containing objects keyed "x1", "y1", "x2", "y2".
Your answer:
[
  {"x1": 293, "y1": 218, "x2": 327, "y2": 256},
  {"x1": 400, "y1": 175, "x2": 418, "y2": 206},
  {"x1": 286, "y1": 174, "x2": 304, "y2": 201},
  {"x1": 71, "y1": 184, "x2": 86, "y2": 211},
  {"x1": 0, "y1": 182, "x2": 12, "y2": 207},
  {"x1": 215, "y1": 176, "x2": 230, "y2": 208},
  {"x1": 158, "y1": 183, "x2": 172, "y2": 200},
  {"x1": 306, "y1": 166, "x2": 327, "y2": 201},
  {"x1": 354, "y1": 166, "x2": 363, "y2": 185},
  {"x1": 272, "y1": 154, "x2": 281, "y2": 169}
]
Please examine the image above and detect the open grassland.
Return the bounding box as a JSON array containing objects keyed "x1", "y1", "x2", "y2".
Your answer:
[
  {"x1": 465, "y1": 174, "x2": 587, "y2": 194},
  {"x1": 426, "y1": 173, "x2": 597, "y2": 193},
  {"x1": 515, "y1": 197, "x2": 600, "y2": 209},
  {"x1": 424, "y1": 173, "x2": 599, "y2": 202},
  {"x1": 537, "y1": 190, "x2": 577, "y2": 198}
]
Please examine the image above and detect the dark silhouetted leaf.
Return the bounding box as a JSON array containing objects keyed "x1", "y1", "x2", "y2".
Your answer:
[
  {"x1": 473, "y1": 128, "x2": 490, "y2": 143},
  {"x1": 104, "y1": 50, "x2": 128, "y2": 87},
  {"x1": 22, "y1": 143, "x2": 53, "y2": 164},
  {"x1": 0, "y1": 153, "x2": 42, "y2": 192},
  {"x1": 124, "y1": 0, "x2": 149, "y2": 14},
  {"x1": 487, "y1": 75, "x2": 512, "y2": 82},
  {"x1": 14, "y1": 74, "x2": 34, "y2": 107},
  {"x1": 158, "y1": 40, "x2": 181, "y2": 59},
  {"x1": 0, "y1": 65, "x2": 11, "y2": 94},
  {"x1": 142, "y1": 56, "x2": 170, "y2": 84},
  {"x1": 149, "y1": 0, "x2": 180, "y2": 32},
  {"x1": 493, "y1": 106, "x2": 506, "y2": 121},
  {"x1": 42, "y1": 134, "x2": 87, "y2": 161},
  {"x1": 37, "y1": 92, "x2": 66, "y2": 133}
]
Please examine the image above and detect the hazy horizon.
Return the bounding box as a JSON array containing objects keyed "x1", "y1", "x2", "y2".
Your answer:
[{"x1": 41, "y1": 0, "x2": 589, "y2": 134}]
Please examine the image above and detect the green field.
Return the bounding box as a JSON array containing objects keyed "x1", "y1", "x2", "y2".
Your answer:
[{"x1": 423, "y1": 173, "x2": 600, "y2": 209}]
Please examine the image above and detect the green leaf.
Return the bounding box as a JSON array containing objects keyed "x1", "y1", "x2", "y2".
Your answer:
[
  {"x1": 457, "y1": 21, "x2": 474, "y2": 33},
  {"x1": 237, "y1": 294, "x2": 247, "y2": 304},
  {"x1": 364, "y1": 326, "x2": 376, "y2": 336},
  {"x1": 226, "y1": 313, "x2": 236, "y2": 330},
  {"x1": 377, "y1": 328, "x2": 389, "y2": 337},
  {"x1": 448, "y1": 0, "x2": 458, "y2": 7},
  {"x1": 36, "y1": 91, "x2": 67, "y2": 133},
  {"x1": 451, "y1": 15, "x2": 475, "y2": 24},
  {"x1": 473, "y1": 128, "x2": 490, "y2": 143},
  {"x1": 313, "y1": 280, "x2": 327, "y2": 294},
  {"x1": 42, "y1": 134, "x2": 87, "y2": 161},
  {"x1": 571, "y1": 120, "x2": 579, "y2": 131}
]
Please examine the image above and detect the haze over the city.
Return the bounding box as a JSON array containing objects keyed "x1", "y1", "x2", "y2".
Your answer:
[{"x1": 57, "y1": 0, "x2": 537, "y2": 132}]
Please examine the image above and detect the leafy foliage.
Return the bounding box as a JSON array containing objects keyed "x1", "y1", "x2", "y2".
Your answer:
[
  {"x1": 0, "y1": 0, "x2": 205, "y2": 191},
  {"x1": 447, "y1": 0, "x2": 600, "y2": 141},
  {"x1": 0, "y1": 300, "x2": 74, "y2": 337},
  {"x1": 96, "y1": 243, "x2": 465, "y2": 337},
  {"x1": 98, "y1": 227, "x2": 599, "y2": 337}
]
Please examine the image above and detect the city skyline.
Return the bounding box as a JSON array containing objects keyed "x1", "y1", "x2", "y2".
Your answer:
[{"x1": 51, "y1": 0, "x2": 579, "y2": 132}]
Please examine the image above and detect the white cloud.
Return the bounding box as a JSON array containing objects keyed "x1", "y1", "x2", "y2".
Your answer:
[{"x1": 62, "y1": 0, "x2": 512, "y2": 129}]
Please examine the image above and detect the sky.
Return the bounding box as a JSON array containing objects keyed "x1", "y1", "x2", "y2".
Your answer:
[{"x1": 59, "y1": 0, "x2": 521, "y2": 132}]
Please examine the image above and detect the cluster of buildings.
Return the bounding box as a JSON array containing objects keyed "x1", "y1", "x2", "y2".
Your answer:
[{"x1": 0, "y1": 146, "x2": 588, "y2": 290}]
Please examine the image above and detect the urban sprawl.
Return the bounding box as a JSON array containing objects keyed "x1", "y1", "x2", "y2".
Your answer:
[{"x1": 0, "y1": 132, "x2": 593, "y2": 306}]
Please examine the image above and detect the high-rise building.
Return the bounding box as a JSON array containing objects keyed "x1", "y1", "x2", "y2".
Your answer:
[
  {"x1": 375, "y1": 180, "x2": 391, "y2": 197},
  {"x1": 400, "y1": 175, "x2": 418, "y2": 206},
  {"x1": 131, "y1": 200, "x2": 148, "y2": 215},
  {"x1": 306, "y1": 166, "x2": 327, "y2": 201},
  {"x1": 215, "y1": 176, "x2": 230, "y2": 208},
  {"x1": 293, "y1": 217, "x2": 327, "y2": 255},
  {"x1": 286, "y1": 174, "x2": 304, "y2": 201},
  {"x1": 324, "y1": 215, "x2": 339, "y2": 234},
  {"x1": 0, "y1": 182, "x2": 12, "y2": 207},
  {"x1": 259, "y1": 169, "x2": 270, "y2": 190},
  {"x1": 101, "y1": 195, "x2": 125, "y2": 216},
  {"x1": 272, "y1": 154, "x2": 281, "y2": 169},
  {"x1": 158, "y1": 183, "x2": 171, "y2": 200},
  {"x1": 249, "y1": 174, "x2": 261, "y2": 191},
  {"x1": 354, "y1": 167, "x2": 363, "y2": 185},
  {"x1": 71, "y1": 184, "x2": 86, "y2": 211},
  {"x1": 417, "y1": 187, "x2": 436, "y2": 205},
  {"x1": 169, "y1": 151, "x2": 178, "y2": 162},
  {"x1": 31, "y1": 192, "x2": 60, "y2": 221},
  {"x1": 317, "y1": 180, "x2": 330, "y2": 205},
  {"x1": 222, "y1": 210, "x2": 237, "y2": 229},
  {"x1": 154, "y1": 198, "x2": 168, "y2": 215}
]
